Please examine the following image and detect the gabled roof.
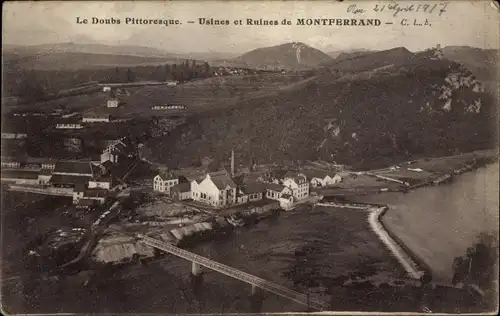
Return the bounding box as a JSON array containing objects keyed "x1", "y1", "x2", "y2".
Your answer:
[
  {"x1": 155, "y1": 171, "x2": 179, "y2": 180},
  {"x1": 171, "y1": 182, "x2": 191, "y2": 193},
  {"x1": 53, "y1": 161, "x2": 95, "y2": 175},
  {"x1": 240, "y1": 181, "x2": 267, "y2": 194},
  {"x1": 208, "y1": 172, "x2": 237, "y2": 190}
]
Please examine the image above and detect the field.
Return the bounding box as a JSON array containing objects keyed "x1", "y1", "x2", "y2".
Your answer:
[{"x1": 6, "y1": 72, "x2": 315, "y2": 119}]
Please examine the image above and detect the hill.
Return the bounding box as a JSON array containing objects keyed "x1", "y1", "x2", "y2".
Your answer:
[
  {"x1": 326, "y1": 47, "x2": 414, "y2": 73},
  {"x1": 234, "y1": 42, "x2": 333, "y2": 70},
  {"x1": 441, "y1": 46, "x2": 498, "y2": 81},
  {"x1": 327, "y1": 49, "x2": 372, "y2": 60},
  {"x1": 144, "y1": 58, "x2": 497, "y2": 170},
  {"x1": 2, "y1": 51, "x2": 185, "y2": 70},
  {"x1": 2, "y1": 42, "x2": 180, "y2": 59}
]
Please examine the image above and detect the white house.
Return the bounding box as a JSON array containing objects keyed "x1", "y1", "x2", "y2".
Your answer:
[
  {"x1": 82, "y1": 114, "x2": 111, "y2": 123},
  {"x1": 153, "y1": 173, "x2": 180, "y2": 194},
  {"x1": 88, "y1": 176, "x2": 113, "y2": 190},
  {"x1": 103, "y1": 86, "x2": 112, "y2": 92},
  {"x1": 303, "y1": 170, "x2": 342, "y2": 188},
  {"x1": 55, "y1": 119, "x2": 84, "y2": 129},
  {"x1": 37, "y1": 170, "x2": 52, "y2": 185},
  {"x1": 282, "y1": 172, "x2": 310, "y2": 200},
  {"x1": 190, "y1": 171, "x2": 237, "y2": 207},
  {"x1": 279, "y1": 194, "x2": 294, "y2": 210},
  {"x1": 107, "y1": 99, "x2": 119, "y2": 108},
  {"x1": 262, "y1": 182, "x2": 293, "y2": 201},
  {"x1": 165, "y1": 81, "x2": 179, "y2": 87}
]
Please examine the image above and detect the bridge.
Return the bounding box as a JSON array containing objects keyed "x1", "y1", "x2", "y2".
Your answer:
[{"x1": 137, "y1": 234, "x2": 330, "y2": 311}]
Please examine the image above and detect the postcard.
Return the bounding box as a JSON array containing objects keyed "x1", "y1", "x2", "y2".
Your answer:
[{"x1": 1, "y1": 0, "x2": 499, "y2": 315}]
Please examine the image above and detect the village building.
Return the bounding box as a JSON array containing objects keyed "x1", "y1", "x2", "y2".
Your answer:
[
  {"x1": 238, "y1": 181, "x2": 266, "y2": 203},
  {"x1": 82, "y1": 114, "x2": 112, "y2": 123},
  {"x1": 102, "y1": 86, "x2": 112, "y2": 92},
  {"x1": 1, "y1": 170, "x2": 39, "y2": 185},
  {"x1": 37, "y1": 170, "x2": 53, "y2": 185},
  {"x1": 302, "y1": 170, "x2": 342, "y2": 188},
  {"x1": 50, "y1": 160, "x2": 99, "y2": 189},
  {"x1": 100, "y1": 139, "x2": 133, "y2": 164},
  {"x1": 153, "y1": 172, "x2": 181, "y2": 194},
  {"x1": 1, "y1": 157, "x2": 21, "y2": 169},
  {"x1": 262, "y1": 182, "x2": 293, "y2": 201},
  {"x1": 279, "y1": 193, "x2": 295, "y2": 210},
  {"x1": 152, "y1": 105, "x2": 187, "y2": 110},
  {"x1": 191, "y1": 170, "x2": 237, "y2": 207},
  {"x1": 1, "y1": 122, "x2": 29, "y2": 140},
  {"x1": 88, "y1": 176, "x2": 114, "y2": 190},
  {"x1": 165, "y1": 81, "x2": 179, "y2": 87},
  {"x1": 55, "y1": 119, "x2": 84, "y2": 129},
  {"x1": 282, "y1": 171, "x2": 310, "y2": 200},
  {"x1": 81, "y1": 188, "x2": 108, "y2": 205},
  {"x1": 72, "y1": 182, "x2": 87, "y2": 203},
  {"x1": 23, "y1": 157, "x2": 58, "y2": 170},
  {"x1": 107, "y1": 98, "x2": 119, "y2": 108},
  {"x1": 171, "y1": 182, "x2": 191, "y2": 201}
]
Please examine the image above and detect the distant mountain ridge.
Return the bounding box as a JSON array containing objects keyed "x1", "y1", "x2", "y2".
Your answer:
[{"x1": 234, "y1": 42, "x2": 333, "y2": 70}]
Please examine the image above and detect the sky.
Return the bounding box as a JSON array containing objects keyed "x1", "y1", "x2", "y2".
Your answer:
[{"x1": 2, "y1": 1, "x2": 499, "y2": 53}]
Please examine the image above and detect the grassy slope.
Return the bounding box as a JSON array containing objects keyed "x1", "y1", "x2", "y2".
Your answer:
[{"x1": 145, "y1": 58, "x2": 497, "y2": 169}]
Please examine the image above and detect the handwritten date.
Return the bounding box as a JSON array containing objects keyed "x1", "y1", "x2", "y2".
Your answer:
[{"x1": 347, "y1": 2, "x2": 449, "y2": 18}]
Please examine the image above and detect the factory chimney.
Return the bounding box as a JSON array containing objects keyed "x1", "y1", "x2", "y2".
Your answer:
[{"x1": 231, "y1": 149, "x2": 235, "y2": 177}]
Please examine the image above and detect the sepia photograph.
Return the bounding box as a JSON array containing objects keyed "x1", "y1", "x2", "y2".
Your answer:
[{"x1": 1, "y1": 0, "x2": 499, "y2": 314}]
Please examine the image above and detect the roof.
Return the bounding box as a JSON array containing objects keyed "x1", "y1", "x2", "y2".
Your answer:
[
  {"x1": 53, "y1": 161, "x2": 95, "y2": 175},
  {"x1": 50, "y1": 174, "x2": 90, "y2": 185},
  {"x1": 240, "y1": 181, "x2": 267, "y2": 194},
  {"x1": 262, "y1": 182, "x2": 288, "y2": 192},
  {"x1": 281, "y1": 194, "x2": 292, "y2": 199},
  {"x1": 1, "y1": 170, "x2": 39, "y2": 180},
  {"x1": 302, "y1": 170, "x2": 335, "y2": 180},
  {"x1": 156, "y1": 171, "x2": 178, "y2": 180},
  {"x1": 171, "y1": 182, "x2": 191, "y2": 193},
  {"x1": 208, "y1": 172, "x2": 237, "y2": 190},
  {"x1": 283, "y1": 171, "x2": 307, "y2": 184},
  {"x1": 84, "y1": 188, "x2": 108, "y2": 197},
  {"x1": 101, "y1": 160, "x2": 114, "y2": 170}
]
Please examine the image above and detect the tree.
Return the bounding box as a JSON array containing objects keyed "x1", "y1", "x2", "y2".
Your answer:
[{"x1": 452, "y1": 233, "x2": 497, "y2": 291}]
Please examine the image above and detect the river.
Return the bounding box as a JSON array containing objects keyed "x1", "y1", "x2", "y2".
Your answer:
[
  {"x1": 2, "y1": 163, "x2": 498, "y2": 313},
  {"x1": 356, "y1": 162, "x2": 499, "y2": 284}
]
